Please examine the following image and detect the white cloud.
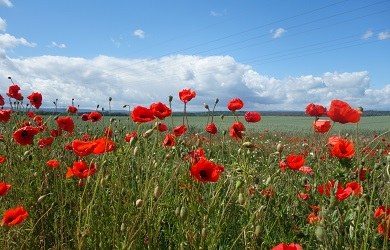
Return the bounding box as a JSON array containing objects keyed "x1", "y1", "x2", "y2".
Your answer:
[
  {"x1": 1, "y1": 53, "x2": 389, "y2": 111},
  {"x1": 0, "y1": 33, "x2": 36, "y2": 50},
  {"x1": 378, "y1": 31, "x2": 390, "y2": 41},
  {"x1": 271, "y1": 28, "x2": 286, "y2": 39},
  {"x1": 0, "y1": 0, "x2": 13, "y2": 7},
  {"x1": 0, "y1": 17, "x2": 6, "y2": 32},
  {"x1": 362, "y1": 30, "x2": 373, "y2": 40},
  {"x1": 133, "y1": 29, "x2": 145, "y2": 39},
  {"x1": 210, "y1": 11, "x2": 222, "y2": 17},
  {"x1": 49, "y1": 41, "x2": 66, "y2": 49}
]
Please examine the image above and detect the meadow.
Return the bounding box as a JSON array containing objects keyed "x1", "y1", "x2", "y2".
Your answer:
[{"x1": 0, "y1": 88, "x2": 389, "y2": 249}]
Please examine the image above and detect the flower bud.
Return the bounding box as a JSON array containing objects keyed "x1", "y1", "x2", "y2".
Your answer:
[
  {"x1": 143, "y1": 128, "x2": 154, "y2": 139},
  {"x1": 235, "y1": 180, "x2": 243, "y2": 189},
  {"x1": 180, "y1": 206, "x2": 187, "y2": 219},
  {"x1": 276, "y1": 143, "x2": 283, "y2": 153},
  {"x1": 204, "y1": 103, "x2": 209, "y2": 110},
  {"x1": 238, "y1": 193, "x2": 245, "y2": 205},
  {"x1": 154, "y1": 185, "x2": 162, "y2": 199},
  {"x1": 135, "y1": 199, "x2": 143, "y2": 208},
  {"x1": 254, "y1": 225, "x2": 261, "y2": 238},
  {"x1": 315, "y1": 226, "x2": 325, "y2": 242},
  {"x1": 243, "y1": 141, "x2": 254, "y2": 148},
  {"x1": 169, "y1": 95, "x2": 173, "y2": 102}
]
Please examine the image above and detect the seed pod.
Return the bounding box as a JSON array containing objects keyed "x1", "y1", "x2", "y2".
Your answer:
[
  {"x1": 180, "y1": 206, "x2": 187, "y2": 219},
  {"x1": 238, "y1": 193, "x2": 245, "y2": 205},
  {"x1": 276, "y1": 143, "x2": 283, "y2": 153},
  {"x1": 201, "y1": 227, "x2": 207, "y2": 238}
]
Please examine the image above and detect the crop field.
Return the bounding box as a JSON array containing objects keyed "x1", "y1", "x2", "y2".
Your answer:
[{"x1": 0, "y1": 89, "x2": 389, "y2": 249}]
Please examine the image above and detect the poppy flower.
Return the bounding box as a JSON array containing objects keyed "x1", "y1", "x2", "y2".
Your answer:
[
  {"x1": 307, "y1": 213, "x2": 321, "y2": 224},
  {"x1": 374, "y1": 206, "x2": 390, "y2": 220},
  {"x1": 335, "y1": 185, "x2": 353, "y2": 201},
  {"x1": 13, "y1": 126, "x2": 39, "y2": 145},
  {"x1": 67, "y1": 105, "x2": 78, "y2": 113},
  {"x1": 149, "y1": 102, "x2": 172, "y2": 119},
  {"x1": 297, "y1": 192, "x2": 309, "y2": 201},
  {"x1": 125, "y1": 132, "x2": 138, "y2": 142},
  {"x1": 0, "y1": 156, "x2": 6, "y2": 164},
  {"x1": 56, "y1": 116, "x2": 74, "y2": 134},
  {"x1": 81, "y1": 113, "x2": 89, "y2": 121},
  {"x1": 205, "y1": 123, "x2": 217, "y2": 135},
  {"x1": 0, "y1": 109, "x2": 12, "y2": 123},
  {"x1": 38, "y1": 137, "x2": 54, "y2": 148},
  {"x1": 6, "y1": 84, "x2": 23, "y2": 101},
  {"x1": 0, "y1": 94, "x2": 4, "y2": 106},
  {"x1": 355, "y1": 167, "x2": 368, "y2": 181},
  {"x1": 271, "y1": 242, "x2": 303, "y2": 250},
  {"x1": 72, "y1": 140, "x2": 96, "y2": 156},
  {"x1": 286, "y1": 155, "x2": 305, "y2": 170},
  {"x1": 330, "y1": 138, "x2": 355, "y2": 159},
  {"x1": 345, "y1": 181, "x2": 363, "y2": 196},
  {"x1": 47, "y1": 159, "x2": 60, "y2": 168},
  {"x1": 131, "y1": 106, "x2": 155, "y2": 123},
  {"x1": 104, "y1": 127, "x2": 113, "y2": 138},
  {"x1": 173, "y1": 124, "x2": 187, "y2": 137},
  {"x1": 92, "y1": 138, "x2": 116, "y2": 154},
  {"x1": 317, "y1": 180, "x2": 336, "y2": 196},
  {"x1": 244, "y1": 111, "x2": 261, "y2": 123},
  {"x1": 1, "y1": 206, "x2": 28, "y2": 227},
  {"x1": 279, "y1": 160, "x2": 287, "y2": 172},
  {"x1": 229, "y1": 121, "x2": 245, "y2": 139},
  {"x1": 187, "y1": 148, "x2": 206, "y2": 164},
  {"x1": 328, "y1": 135, "x2": 342, "y2": 146},
  {"x1": 190, "y1": 158, "x2": 224, "y2": 183},
  {"x1": 27, "y1": 92, "x2": 42, "y2": 109},
  {"x1": 157, "y1": 122, "x2": 168, "y2": 132},
  {"x1": 299, "y1": 166, "x2": 314, "y2": 175},
  {"x1": 50, "y1": 129, "x2": 62, "y2": 137},
  {"x1": 179, "y1": 89, "x2": 196, "y2": 103},
  {"x1": 66, "y1": 160, "x2": 97, "y2": 179},
  {"x1": 0, "y1": 182, "x2": 11, "y2": 196},
  {"x1": 227, "y1": 98, "x2": 244, "y2": 111},
  {"x1": 88, "y1": 111, "x2": 102, "y2": 122},
  {"x1": 313, "y1": 120, "x2": 331, "y2": 133},
  {"x1": 163, "y1": 133, "x2": 175, "y2": 147},
  {"x1": 305, "y1": 103, "x2": 327, "y2": 117},
  {"x1": 327, "y1": 99, "x2": 360, "y2": 124},
  {"x1": 377, "y1": 218, "x2": 390, "y2": 240}
]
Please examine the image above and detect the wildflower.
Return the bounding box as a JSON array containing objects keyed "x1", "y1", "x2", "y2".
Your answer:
[
  {"x1": 317, "y1": 180, "x2": 336, "y2": 196},
  {"x1": 286, "y1": 155, "x2": 305, "y2": 170},
  {"x1": 47, "y1": 159, "x2": 60, "y2": 168},
  {"x1": 67, "y1": 105, "x2": 78, "y2": 113},
  {"x1": 163, "y1": 133, "x2": 175, "y2": 147},
  {"x1": 227, "y1": 98, "x2": 244, "y2": 111},
  {"x1": 271, "y1": 242, "x2": 302, "y2": 250},
  {"x1": 187, "y1": 148, "x2": 206, "y2": 164},
  {"x1": 330, "y1": 138, "x2": 355, "y2": 159},
  {"x1": 12, "y1": 126, "x2": 39, "y2": 145},
  {"x1": 91, "y1": 138, "x2": 116, "y2": 154},
  {"x1": 1, "y1": 206, "x2": 28, "y2": 227},
  {"x1": 179, "y1": 89, "x2": 196, "y2": 103},
  {"x1": 56, "y1": 116, "x2": 75, "y2": 134},
  {"x1": 327, "y1": 99, "x2": 360, "y2": 124},
  {"x1": 27, "y1": 92, "x2": 42, "y2": 109},
  {"x1": 0, "y1": 156, "x2": 6, "y2": 164},
  {"x1": 299, "y1": 166, "x2": 314, "y2": 175},
  {"x1": 81, "y1": 113, "x2": 89, "y2": 121},
  {"x1": 205, "y1": 123, "x2": 217, "y2": 135},
  {"x1": 0, "y1": 109, "x2": 12, "y2": 123},
  {"x1": 190, "y1": 158, "x2": 224, "y2": 183},
  {"x1": 125, "y1": 132, "x2": 137, "y2": 142},
  {"x1": 38, "y1": 137, "x2": 54, "y2": 148},
  {"x1": 131, "y1": 106, "x2": 155, "y2": 123},
  {"x1": 66, "y1": 160, "x2": 97, "y2": 179},
  {"x1": 297, "y1": 192, "x2": 309, "y2": 201},
  {"x1": 0, "y1": 182, "x2": 11, "y2": 196},
  {"x1": 149, "y1": 102, "x2": 172, "y2": 119},
  {"x1": 88, "y1": 111, "x2": 102, "y2": 122},
  {"x1": 173, "y1": 124, "x2": 187, "y2": 137},
  {"x1": 157, "y1": 122, "x2": 168, "y2": 132},
  {"x1": 313, "y1": 119, "x2": 331, "y2": 133},
  {"x1": 50, "y1": 129, "x2": 62, "y2": 137},
  {"x1": 377, "y1": 217, "x2": 390, "y2": 240},
  {"x1": 374, "y1": 206, "x2": 390, "y2": 220},
  {"x1": 6, "y1": 84, "x2": 23, "y2": 101},
  {"x1": 229, "y1": 121, "x2": 245, "y2": 139},
  {"x1": 244, "y1": 111, "x2": 261, "y2": 123},
  {"x1": 279, "y1": 160, "x2": 287, "y2": 172},
  {"x1": 0, "y1": 94, "x2": 4, "y2": 106},
  {"x1": 104, "y1": 127, "x2": 112, "y2": 138},
  {"x1": 305, "y1": 103, "x2": 327, "y2": 117},
  {"x1": 307, "y1": 213, "x2": 321, "y2": 224}
]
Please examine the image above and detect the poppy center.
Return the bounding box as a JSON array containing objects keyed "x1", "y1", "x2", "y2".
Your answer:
[
  {"x1": 21, "y1": 130, "x2": 28, "y2": 137},
  {"x1": 199, "y1": 170, "x2": 209, "y2": 180}
]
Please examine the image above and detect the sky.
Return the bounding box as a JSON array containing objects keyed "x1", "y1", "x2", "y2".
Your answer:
[{"x1": 0, "y1": 0, "x2": 389, "y2": 112}]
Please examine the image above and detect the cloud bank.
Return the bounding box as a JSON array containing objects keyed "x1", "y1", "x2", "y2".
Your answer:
[{"x1": 0, "y1": 53, "x2": 389, "y2": 112}]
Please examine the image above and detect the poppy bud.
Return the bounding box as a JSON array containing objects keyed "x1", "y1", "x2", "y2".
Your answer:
[
  {"x1": 215, "y1": 98, "x2": 219, "y2": 104},
  {"x1": 143, "y1": 128, "x2": 154, "y2": 139},
  {"x1": 133, "y1": 146, "x2": 138, "y2": 156},
  {"x1": 168, "y1": 95, "x2": 173, "y2": 102},
  {"x1": 222, "y1": 130, "x2": 226, "y2": 136},
  {"x1": 179, "y1": 206, "x2": 187, "y2": 219},
  {"x1": 238, "y1": 193, "x2": 245, "y2": 205},
  {"x1": 201, "y1": 227, "x2": 207, "y2": 238},
  {"x1": 129, "y1": 136, "x2": 138, "y2": 147},
  {"x1": 315, "y1": 226, "x2": 325, "y2": 242},
  {"x1": 109, "y1": 97, "x2": 112, "y2": 102},
  {"x1": 265, "y1": 176, "x2": 271, "y2": 185},
  {"x1": 154, "y1": 185, "x2": 162, "y2": 199},
  {"x1": 276, "y1": 143, "x2": 283, "y2": 153},
  {"x1": 204, "y1": 103, "x2": 209, "y2": 110},
  {"x1": 135, "y1": 199, "x2": 143, "y2": 208},
  {"x1": 235, "y1": 180, "x2": 243, "y2": 189},
  {"x1": 254, "y1": 225, "x2": 261, "y2": 238},
  {"x1": 120, "y1": 223, "x2": 126, "y2": 232},
  {"x1": 175, "y1": 207, "x2": 180, "y2": 216},
  {"x1": 243, "y1": 141, "x2": 254, "y2": 148}
]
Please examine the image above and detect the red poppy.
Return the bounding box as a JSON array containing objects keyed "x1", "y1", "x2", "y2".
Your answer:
[
  {"x1": 72, "y1": 140, "x2": 96, "y2": 156},
  {"x1": 307, "y1": 213, "x2": 321, "y2": 224},
  {"x1": 271, "y1": 242, "x2": 302, "y2": 250},
  {"x1": 38, "y1": 137, "x2": 54, "y2": 148},
  {"x1": 81, "y1": 113, "x2": 89, "y2": 121},
  {"x1": 286, "y1": 155, "x2": 305, "y2": 170},
  {"x1": 149, "y1": 102, "x2": 172, "y2": 119},
  {"x1": 50, "y1": 129, "x2": 62, "y2": 137},
  {"x1": 163, "y1": 133, "x2": 175, "y2": 147},
  {"x1": 328, "y1": 135, "x2": 342, "y2": 146},
  {"x1": 0, "y1": 109, "x2": 12, "y2": 123},
  {"x1": 374, "y1": 206, "x2": 390, "y2": 220},
  {"x1": 92, "y1": 138, "x2": 116, "y2": 154},
  {"x1": 345, "y1": 181, "x2": 363, "y2": 196},
  {"x1": 335, "y1": 185, "x2": 353, "y2": 201},
  {"x1": 47, "y1": 159, "x2": 60, "y2": 168},
  {"x1": 173, "y1": 124, "x2": 187, "y2": 136},
  {"x1": 157, "y1": 122, "x2": 168, "y2": 132},
  {"x1": 27, "y1": 92, "x2": 42, "y2": 109},
  {"x1": 229, "y1": 121, "x2": 245, "y2": 139},
  {"x1": 205, "y1": 123, "x2": 217, "y2": 135},
  {"x1": 67, "y1": 105, "x2": 78, "y2": 113},
  {"x1": 125, "y1": 132, "x2": 138, "y2": 142},
  {"x1": 6, "y1": 84, "x2": 23, "y2": 101},
  {"x1": 305, "y1": 103, "x2": 327, "y2": 117},
  {"x1": 313, "y1": 120, "x2": 331, "y2": 133},
  {"x1": 1, "y1": 206, "x2": 28, "y2": 227},
  {"x1": 0, "y1": 94, "x2": 4, "y2": 106},
  {"x1": 227, "y1": 98, "x2": 244, "y2": 111},
  {"x1": 0, "y1": 156, "x2": 6, "y2": 164},
  {"x1": 317, "y1": 180, "x2": 336, "y2": 196},
  {"x1": 355, "y1": 167, "x2": 368, "y2": 181},
  {"x1": 104, "y1": 127, "x2": 112, "y2": 138},
  {"x1": 327, "y1": 99, "x2": 361, "y2": 124},
  {"x1": 187, "y1": 148, "x2": 206, "y2": 164},
  {"x1": 244, "y1": 111, "x2": 261, "y2": 123},
  {"x1": 330, "y1": 139, "x2": 355, "y2": 159},
  {"x1": 377, "y1": 218, "x2": 390, "y2": 240},
  {"x1": 279, "y1": 160, "x2": 287, "y2": 172},
  {"x1": 299, "y1": 166, "x2": 314, "y2": 175},
  {"x1": 131, "y1": 106, "x2": 155, "y2": 123},
  {"x1": 13, "y1": 126, "x2": 39, "y2": 145},
  {"x1": 297, "y1": 192, "x2": 309, "y2": 201},
  {"x1": 66, "y1": 160, "x2": 97, "y2": 179},
  {"x1": 88, "y1": 111, "x2": 102, "y2": 122},
  {"x1": 190, "y1": 158, "x2": 224, "y2": 183},
  {"x1": 179, "y1": 89, "x2": 196, "y2": 103},
  {"x1": 0, "y1": 182, "x2": 11, "y2": 196},
  {"x1": 56, "y1": 116, "x2": 74, "y2": 133}
]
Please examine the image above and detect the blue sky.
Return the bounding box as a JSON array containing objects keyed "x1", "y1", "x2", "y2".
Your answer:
[{"x1": 0, "y1": 0, "x2": 389, "y2": 111}]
